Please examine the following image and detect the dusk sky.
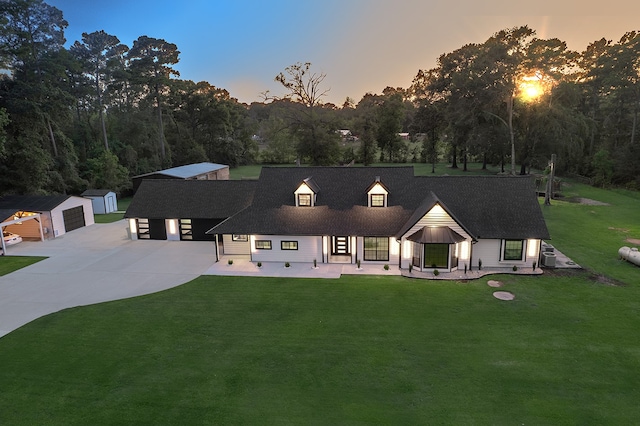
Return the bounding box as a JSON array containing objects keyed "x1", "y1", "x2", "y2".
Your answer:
[{"x1": 48, "y1": 0, "x2": 640, "y2": 105}]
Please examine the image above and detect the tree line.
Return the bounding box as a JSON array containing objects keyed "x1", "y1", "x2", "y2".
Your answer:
[{"x1": 1, "y1": 1, "x2": 639, "y2": 196}]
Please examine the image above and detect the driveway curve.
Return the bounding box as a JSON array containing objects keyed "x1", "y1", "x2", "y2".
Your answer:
[{"x1": 0, "y1": 221, "x2": 216, "y2": 338}]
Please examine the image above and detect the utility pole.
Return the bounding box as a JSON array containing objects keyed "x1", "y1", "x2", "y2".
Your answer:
[{"x1": 544, "y1": 154, "x2": 556, "y2": 206}]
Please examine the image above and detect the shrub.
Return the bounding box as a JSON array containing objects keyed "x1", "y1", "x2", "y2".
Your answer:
[
  {"x1": 313, "y1": 258, "x2": 317, "y2": 268},
  {"x1": 464, "y1": 263, "x2": 467, "y2": 274},
  {"x1": 227, "y1": 259, "x2": 233, "y2": 265},
  {"x1": 357, "y1": 259, "x2": 361, "y2": 268},
  {"x1": 434, "y1": 269, "x2": 440, "y2": 276},
  {"x1": 285, "y1": 262, "x2": 290, "y2": 268},
  {"x1": 532, "y1": 261, "x2": 536, "y2": 271},
  {"x1": 512, "y1": 265, "x2": 518, "y2": 271},
  {"x1": 384, "y1": 264, "x2": 389, "y2": 270},
  {"x1": 408, "y1": 263, "x2": 413, "y2": 273},
  {"x1": 478, "y1": 259, "x2": 483, "y2": 270},
  {"x1": 257, "y1": 261, "x2": 262, "y2": 268}
]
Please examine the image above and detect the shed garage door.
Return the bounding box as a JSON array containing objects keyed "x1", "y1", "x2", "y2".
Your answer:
[{"x1": 62, "y1": 206, "x2": 86, "y2": 232}]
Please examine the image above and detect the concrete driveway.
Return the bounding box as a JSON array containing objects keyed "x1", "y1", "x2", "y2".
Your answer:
[{"x1": 0, "y1": 220, "x2": 216, "y2": 338}]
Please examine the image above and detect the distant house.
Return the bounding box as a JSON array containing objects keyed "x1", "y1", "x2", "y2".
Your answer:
[
  {"x1": 124, "y1": 180, "x2": 256, "y2": 241},
  {"x1": 81, "y1": 189, "x2": 118, "y2": 214},
  {"x1": 0, "y1": 195, "x2": 94, "y2": 243},
  {"x1": 124, "y1": 166, "x2": 550, "y2": 274},
  {"x1": 132, "y1": 162, "x2": 229, "y2": 194}
]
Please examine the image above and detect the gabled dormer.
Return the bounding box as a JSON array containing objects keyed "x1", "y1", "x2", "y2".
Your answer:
[
  {"x1": 366, "y1": 176, "x2": 389, "y2": 207},
  {"x1": 294, "y1": 177, "x2": 320, "y2": 207}
]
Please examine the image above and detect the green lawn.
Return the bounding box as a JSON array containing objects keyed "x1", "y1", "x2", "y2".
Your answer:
[
  {"x1": 230, "y1": 162, "x2": 511, "y2": 180},
  {"x1": 1, "y1": 171, "x2": 640, "y2": 424},
  {"x1": 0, "y1": 256, "x2": 46, "y2": 276},
  {"x1": 93, "y1": 196, "x2": 131, "y2": 223},
  {"x1": 542, "y1": 182, "x2": 640, "y2": 285},
  {"x1": 1, "y1": 273, "x2": 639, "y2": 424}
]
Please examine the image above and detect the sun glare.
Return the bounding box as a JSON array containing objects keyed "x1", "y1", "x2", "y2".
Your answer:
[{"x1": 519, "y1": 74, "x2": 544, "y2": 102}]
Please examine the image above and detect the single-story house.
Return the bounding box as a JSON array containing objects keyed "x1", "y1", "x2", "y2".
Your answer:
[
  {"x1": 124, "y1": 180, "x2": 256, "y2": 241},
  {"x1": 81, "y1": 189, "x2": 118, "y2": 214},
  {"x1": 125, "y1": 167, "x2": 549, "y2": 272},
  {"x1": 0, "y1": 195, "x2": 95, "y2": 244},
  {"x1": 132, "y1": 162, "x2": 229, "y2": 194},
  {"x1": 205, "y1": 167, "x2": 550, "y2": 271}
]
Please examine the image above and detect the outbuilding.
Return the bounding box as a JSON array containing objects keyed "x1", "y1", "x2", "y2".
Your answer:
[
  {"x1": 132, "y1": 162, "x2": 229, "y2": 194},
  {"x1": 81, "y1": 189, "x2": 118, "y2": 214},
  {"x1": 0, "y1": 195, "x2": 94, "y2": 243}
]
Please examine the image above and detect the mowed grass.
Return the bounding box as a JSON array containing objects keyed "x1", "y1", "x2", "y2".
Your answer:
[
  {"x1": 2, "y1": 170, "x2": 640, "y2": 423},
  {"x1": 230, "y1": 162, "x2": 510, "y2": 180},
  {"x1": 0, "y1": 256, "x2": 46, "y2": 276},
  {"x1": 542, "y1": 182, "x2": 640, "y2": 285},
  {"x1": 2, "y1": 274, "x2": 640, "y2": 425},
  {"x1": 92, "y1": 197, "x2": 131, "y2": 223}
]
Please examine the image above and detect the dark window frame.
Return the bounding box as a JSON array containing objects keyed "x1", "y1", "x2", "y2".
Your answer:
[
  {"x1": 503, "y1": 239, "x2": 524, "y2": 261},
  {"x1": 281, "y1": 240, "x2": 298, "y2": 250},
  {"x1": 298, "y1": 193, "x2": 312, "y2": 207},
  {"x1": 232, "y1": 234, "x2": 248, "y2": 242},
  {"x1": 255, "y1": 240, "x2": 272, "y2": 250},
  {"x1": 424, "y1": 243, "x2": 449, "y2": 269},
  {"x1": 363, "y1": 236, "x2": 389, "y2": 261},
  {"x1": 370, "y1": 194, "x2": 385, "y2": 207}
]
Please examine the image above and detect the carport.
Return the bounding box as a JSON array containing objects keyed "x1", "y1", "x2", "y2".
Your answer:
[
  {"x1": 0, "y1": 195, "x2": 94, "y2": 242},
  {"x1": 0, "y1": 210, "x2": 44, "y2": 254}
]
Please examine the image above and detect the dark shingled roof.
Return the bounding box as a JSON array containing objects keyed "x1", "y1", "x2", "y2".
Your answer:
[
  {"x1": 0, "y1": 195, "x2": 73, "y2": 212},
  {"x1": 124, "y1": 179, "x2": 257, "y2": 220},
  {"x1": 209, "y1": 167, "x2": 550, "y2": 240},
  {"x1": 0, "y1": 209, "x2": 17, "y2": 222}
]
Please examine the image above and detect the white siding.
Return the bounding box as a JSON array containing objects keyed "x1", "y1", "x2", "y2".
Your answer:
[
  {"x1": 294, "y1": 183, "x2": 316, "y2": 206},
  {"x1": 471, "y1": 239, "x2": 539, "y2": 268},
  {"x1": 87, "y1": 192, "x2": 117, "y2": 214},
  {"x1": 251, "y1": 235, "x2": 322, "y2": 263},
  {"x1": 50, "y1": 197, "x2": 94, "y2": 237},
  {"x1": 223, "y1": 234, "x2": 251, "y2": 255},
  {"x1": 403, "y1": 204, "x2": 470, "y2": 240},
  {"x1": 399, "y1": 203, "x2": 471, "y2": 270},
  {"x1": 470, "y1": 240, "x2": 502, "y2": 268}
]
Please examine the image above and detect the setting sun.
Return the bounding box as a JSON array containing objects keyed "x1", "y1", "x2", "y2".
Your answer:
[{"x1": 519, "y1": 74, "x2": 544, "y2": 101}]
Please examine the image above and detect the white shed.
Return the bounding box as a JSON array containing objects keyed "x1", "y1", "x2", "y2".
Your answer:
[{"x1": 81, "y1": 190, "x2": 118, "y2": 214}]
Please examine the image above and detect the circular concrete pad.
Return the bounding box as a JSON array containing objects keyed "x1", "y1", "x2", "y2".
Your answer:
[
  {"x1": 487, "y1": 280, "x2": 503, "y2": 288},
  {"x1": 493, "y1": 291, "x2": 515, "y2": 301}
]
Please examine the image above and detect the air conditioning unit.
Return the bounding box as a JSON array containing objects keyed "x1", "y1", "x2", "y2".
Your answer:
[{"x1": 542, "y1": 252, "x2": 556, "y2": 267}]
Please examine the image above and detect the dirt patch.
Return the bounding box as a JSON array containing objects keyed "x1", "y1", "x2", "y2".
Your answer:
[
  {"x1": 625, "y1": 238, "x2": 640, "y2": 245},
  {"x1": 575, "y1": 197, "x2": 610, "y2": 206},
  {"x1": 493, "y1": 291, "x2": 515, "y2": 301},
  {"x1": 609, "y1": 227, "x2": 630, "y2": 233},
  {"x1": 544, "y1": 268, "x2": 626, "y2": 286}
]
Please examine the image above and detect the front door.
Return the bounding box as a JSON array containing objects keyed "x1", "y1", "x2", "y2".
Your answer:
[{"x1": 332, "y1": 236, "x2": 350, "y2": 255}]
